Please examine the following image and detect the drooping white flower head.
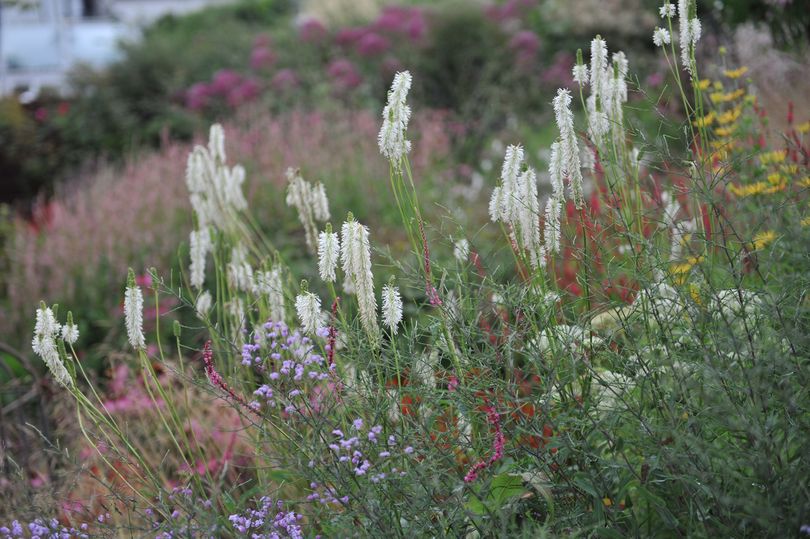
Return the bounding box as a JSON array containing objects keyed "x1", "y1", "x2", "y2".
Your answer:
[
  {"x1": 286, "y1": 168, "x2": 330, "y2": 254},
  {"x1": 589, "y1": 36, "x2": 609, "y2": 106},
  {"x1": 453, "y1": 238, "x2": 470, "y2": 263},
  {"x1": 378, "y1": 71, "x2": 413, "y2": 167},
  {"x1": 548, "y1": 141, "x2": 564, "y2": 199},
  {"x1": 124, "y1": 270, "x2": 146, "y2": 350},
  {"x1": 653, "y1": 27, "x2": 672, "y2": 47},
  {"x1": 341, "y1": 215, "x2": 378, "y2": 338},
  {"x1": 189, "y1": 227, "x2": 211, "y2": 289},
  {"x1": 572, "y1": 64, "x2": 589, "y2": 86},
  {"x1": 488, "y1": 186, "x2": 504, "y2": 223},
  {"x1": 659, "y1": 2, "x2": 676, "y2": 18},
  {"x1": 381, "y1": 283, "x2": 403, "y2": 334},
  {"x1": 318, "y1": 226, "x2": 341, "y2": 282},
  {"x1": 498, "y1": 144, "x2": 525, "y2": 223},
  {"x1": 678, "y1": 0, "x2": 701, "y2": 73},
  {"x1": 255, "y1": 267, "x2": 286, "y2": 322},
  {"x1": 689, "y1": 18, "x2": 702, "y2": 45},
  {"x1": 32, "y1": 305, "x2": 72, "y2": 387},
  {"x1": 296, "y1": 289, "x2": 323, "y2": 335},
  {"x1": 196, "y1": 290, "x2": 213, "y2": 318},
  {"x1": 553, "y1": 89, "x2": 584, "y2": 208}
]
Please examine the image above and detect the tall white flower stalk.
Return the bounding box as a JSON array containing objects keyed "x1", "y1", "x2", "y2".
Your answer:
[
  {"x1": 545, "y1": 142, "x2": 565, "y2": 254},
  {"x1": 489, "y1": 144, "x2": 524, "y2": 224},
  {"x1": 341, "y1": 215, "x2": 378, "y2": 338},
  {"x1": 382, "y1": 282, "x2": 403, "y2": 335},
  {"x1": 124, "y1": 269, "x2": 146, "y2": 351},
  {"x1": 378, "y1": 71, "x2": 413, "y2": 169},
  {"x1": 553, "y1": 89, "x2": 584, "y2": 209},
  {"x1": 678, "y1": 0, "x2": 701, "y2": 74},
  {"x1": 286, "y1": 168, "x2": 331, "y2": 254},
  {"x1": 189, "y1": 227, "x2": 212, "y2": 289},
  {"x1": 32, "y1": 304, "x2": 72, "y2": 387},
  {"x1": 318, "y1": 224, "x2": 340, "y2": 283},
  {"x1": 296, "y1": 284, "x2": 322, "y2": 335},
  {"x1": 185, "y1": 124, "x2": 248, "y2": 232}
]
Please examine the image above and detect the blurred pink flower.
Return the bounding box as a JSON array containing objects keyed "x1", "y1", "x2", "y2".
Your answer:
[
  {"x1": 250, "y1": 46, "x2": 277, "y2": 71},
  {"x1": 646, "y1": 72, "x2": 665, "y2": 88},
  {"x1": 335, "y1": 26, "x2": 366, "y2": 47},
  {"x1": 185, "y1": 82, "x2": 211, "y2": 110},
  {"x1": 373, "y1": 6, "x2": 427, "y2": 41},
  {"x1": 210, "y1": 69, "x2": 242, "y2": 95},
  {"x1": 227, "y1": 78, "x2": 261, "y2": 108},
  {"x1": 356, "y1": 32, "x2": 390, "y2": 56},
  {"x1": 509, "y1": 30, "x2": 540, "y2": 54},
  {"x1": 272, "y1": 68, "x2": 299, "y2": 91},
  {"x1": 298, "y1": 17, "x2": 328, "y2": 43},
  {"x1": 327, "y1": 59, "x2": 363, "y2": 91}
]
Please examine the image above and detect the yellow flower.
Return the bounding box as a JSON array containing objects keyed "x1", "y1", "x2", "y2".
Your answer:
[
  {"x1": 781, "y1": 164, "x2": 798, "y2": 175},
  {"x1": 713, "y1": 81, "x2": 724, "y2": 90},
  {"x1": 697, "y1": 79, "x2": 711, "y2": 91},
  {"x1": 801, "y1": 216, "x2": 810, "y2": 227},
  {"x1": 693, "y1": 111, "x2": 716, "y2": 128},
  {"x1": 715, "y1": 125, "x2": 737, "y2": 137},
  {"x1": 717, "y1": 107, "x2": 741, "y2": 125},
  {"x1": 798, "y1": 121, "x2": 810, "y2": 134},
  {"x1": 728, "y1": 182, "x2": 768, "y2": 197},
  {"x1": 671, "y1": 256, "x2": 703, "y2": 275},
  {"x1": 798, "y1": 177, "x2": 810, "y2": 188},
  {"x1": 760, "y1": 150, "x2": 787, "y2": 165},
  {"x1": 752, "y1": 230, "x2": 776, "y2": 250},
  {"x1": 723, "y1": 66, "x2": 749, "y2": 79}
]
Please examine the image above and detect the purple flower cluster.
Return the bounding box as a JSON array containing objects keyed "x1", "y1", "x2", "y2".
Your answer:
[
  {"x1": 307, "y1": 420, "x2": 416, "y2": 505},
  {"x1": 228, "y1": 497, "x2": 304, "y2": 538},
  {"x1": 147, "y1": 486, "x2": 218, "y2": 538},
  {"x1": 0, "y1": 518, "x2": 89, "y2": 538},
  {"x1": 243, "y1": 320, "x2": 334, "y2": 415}
]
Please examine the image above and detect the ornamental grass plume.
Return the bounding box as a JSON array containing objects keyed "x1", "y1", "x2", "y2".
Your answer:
[
  {"x1": 378, "y1": 70, "x2": 413, "y2": 168},
  {"x1": 544, "y1": 142, "x2": 564, "y2": 254},
  {"x1": 341, "y1": 214, "x2": 378, "y2": 338},
  {"x1": 61, "y1": 311, "x2": 79, "y2": 345},
  {"x1": 227, "y1": 244, "x2": 254, "y2": 292},
  {"x1": 489, "y1": 144, "x2": 524, "y2": 224},
  {"x1": 318, "y1": 224, "x2": 341, "y2": 283},
  {"x1": 381, "y1": 281, "x2": 403, "y2": 334},
  {"x1": 32, "y1": 304, "x2": 73, "y2": 387},
  {"x1": 124, "y1": 269, "x2": 146, "y2": 350},
  {"x1": 678, "y1": 0, "x2": 701, "y2": 74}
]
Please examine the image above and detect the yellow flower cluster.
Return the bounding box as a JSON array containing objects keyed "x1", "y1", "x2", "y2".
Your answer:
[
  {"x1": 798, "y1": 121, "x2": 810, "y2": 134},
  {"x1": 752, "y1": 230, "x2": 776, "y2": 250},
  {"x1": 723, "y1": 66, "x2": 749, "y2": 79},
  {"x1": 760, "y1": 150, "x2": 787, "y2": 165},
  {"x1": 694, "y1": 111, "x2": 716, "y2": 128},
  {"x1": 710, "y1": 88, "x2": 746, "y2": 104},
  {"x1": 728, "y1": 181, "x2": 785, "y2": 197}
]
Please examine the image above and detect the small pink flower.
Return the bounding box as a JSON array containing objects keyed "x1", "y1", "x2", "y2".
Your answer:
[
  {"x1": 272, "y1": 69, "x2": 299, "y2": 91},
  {"x1": 250, "y1": 46, "x2": 277, "y2": 71},
  {"x1": 299, "y1": 17, "x2": 327, "y2": 43}
]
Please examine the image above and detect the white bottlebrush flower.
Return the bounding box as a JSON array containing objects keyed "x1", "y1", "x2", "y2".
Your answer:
[
  {"x1": 196, "y1": 290, "x2": 213, "y2": 318},
  {"x1": 489, "y1": 186, "x2": 504, "y2": 223},
  {"x1": 548, "y1": 141, "x2": 564, "y2": 199},
  {"x1": 453, "y1": 238, "x2": 470, "y2": 263},
  {"x1": 318, "y1": 228, "x2": 341, "y2": 282},
  {"x1": 295, "y1": 291, "x2": 322, "y2": 335},
  {"x1": 378, "y1": 71, "x2": 413, "y2": 167},
  {"x1": 312, "y1": 182, "x2": 331, "y2": 222},
  {"x1": 124, "y1": 275, "x2": 146, "y2": 350},
  {"x1": 553, "y1": 89, "x2": 584, "y2": 208},
  {"x1": 589, "y1": 36, "x2": 609, "y2": 106},
  {"x1": 689, "y1": 18, "x2": 702, "y2": 45},
  {"x1": 381, "y1": 284, "x2": 403, "y2": 334},
  {"x1": 208, "y1": 123, "x2": 226, "y2": 163},
  {"x1": 572, "y1": 64, "x2": 589, "y2": 85},
  {"x1": 678, "y1": 0, "x2": 693, "y2": 72},
  {"x1": 341, "y1": 217, "x2": 378, "y2": 337},
  {"x1": 710, "y1": 289, "x2": 762, "y2": 324},
  {"x1": 189, "y1": 227, "x2": 211, "y2": 289},
  {"x1": 653, "y1": 27, "x2": 671, "y2": 47},
  {"x1": 227, "y1": 244, "x2": 253, "y2": 292},
  {"x1": 32, "y1": 306, "x2": 72, "y2": 387},
  {"x1": 185, "y1": 124, "x2": 248, "y2": 231},
  {"x1": 266, "y1": 268, "x2": 286, "y2": 322},
  {"x1": 498, "y1": 144, "x2": 525, "y2": 223},
  {"x1": 61, "y1": 323, "x2": 79, "y2": 345},
  {"x1": 660, "y1": 2, "x2": 676, "y2": 17},
  {"x1": 515, "y1": 167, "x2": 545, "y2": 269}
]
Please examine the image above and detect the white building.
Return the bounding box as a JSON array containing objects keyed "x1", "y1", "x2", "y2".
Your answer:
[{"x1": 0, "y1": 0, "x2": 233, "y2": 97}]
